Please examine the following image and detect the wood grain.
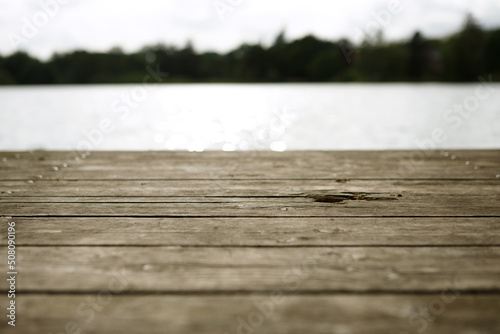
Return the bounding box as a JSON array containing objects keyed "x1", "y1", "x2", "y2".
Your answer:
[
  {"x1": 0, "y1": 295, "x2": 499, "y2": 334},
  {"x1": 1, "y1": 195, "x2": 498, "y2": 216},
  {"x1": 5, "y1": 246, "x2": 500, "y2": 292},
  {"x1": 1, "y1": 150, "x2": 499, "y2": 180},
  {"x1": 1, "y1": 217, "x2": 498, "y2": 246},
  {"x1": 1, "y1": 179, "x2": 499, "y2": 198},
  {"x1": 0, "y1": 294, "x2": 500, "y2": 334},
  {"x1": 1, "y1": 150, "x2": 499, "y2": 333}
]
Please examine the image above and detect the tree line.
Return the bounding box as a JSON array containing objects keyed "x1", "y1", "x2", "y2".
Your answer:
[{"x1": 1, "y1": 15, "x2": 499, "y2": 84}]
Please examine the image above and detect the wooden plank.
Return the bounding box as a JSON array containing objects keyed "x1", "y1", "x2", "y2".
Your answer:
[
  {"x1": 7, "y1": 246, "x2": 500, "y2": 292},
  {"x1": 1, "y1": 150, "x2": 499, "y2": 162},
  {"x1": 1, "y1": 164, "x2": 497, "y2": 179},
  {"x1": 1, "y1": 295, "x2": 499, "y2": 334},
  {"x1": 1, "y1": 150, "x2": 499, "y2": 179},
  {"x1": 1, "y1": 150, "x2": 498, "y2": 333},
  {"x1": 1, "y1": 179, "x2": 499, "y2": 198},
  {"x1": 1, "y1": 194, "x2": 498, "y2": 216},
  {"x1": 1, "y1": 217, "x2": 499, "y2": 246}
]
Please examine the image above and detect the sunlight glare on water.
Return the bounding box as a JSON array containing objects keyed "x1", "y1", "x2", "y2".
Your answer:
[{"x1": 0, "y1": 83, "x2": 499, "y2": 151}]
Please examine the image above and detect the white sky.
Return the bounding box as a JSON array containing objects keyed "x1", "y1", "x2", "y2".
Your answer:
[{"x1": 1, "y1": 0, "x2": 499, "y2": 59}]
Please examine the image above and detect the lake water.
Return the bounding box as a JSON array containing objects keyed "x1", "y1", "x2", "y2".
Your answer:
[{"x1": 0, "y1": 83, "x2": 499, "y2": 151}]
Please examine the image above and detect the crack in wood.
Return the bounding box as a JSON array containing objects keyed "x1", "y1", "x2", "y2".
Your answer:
[{"x1": 307, "y1": 192, "x2": 399, "y2": 203}]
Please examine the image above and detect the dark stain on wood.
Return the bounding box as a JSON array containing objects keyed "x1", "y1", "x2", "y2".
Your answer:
[{"x1": 306, "y1": 192, "x2": 399, "y2": 203}]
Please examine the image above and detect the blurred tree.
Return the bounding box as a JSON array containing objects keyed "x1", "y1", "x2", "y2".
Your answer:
[
  {"x1": 0, "y1": 20, "x2": 498, "y2": 84},
  {"x1": 356, "y1": 42, "x2": 408, "y2": 82},
  {"x1": 274, "y1": 30, "x2": 286, "y2": 47},
  {"x1": 0, "y1": 56, "x2": 15, "y2": 84},
  {"x1": 3, "y1": 52, "x2": 53, "y2": 84},
  {"x1": 197, "y1": 52, "x2": 224, "y2": 81},
  {"x1": 408, "y1": 32, "x2": 427, "y2": 80},
  {"x1": 443, "y1": 14, "x2": 485, "y2": 81},
  {"x1": 483, "y1": 28, "x2": 500, "y2": 76},
  {"x1": 283, "y1": 35, "x2": 333, "y2": 80},
  {"x1": 178, "y1": 41, "x2": 200, "y2": 79},
  {"x1": 307, "y1": 46, "x2": 345, "y2": 81}
]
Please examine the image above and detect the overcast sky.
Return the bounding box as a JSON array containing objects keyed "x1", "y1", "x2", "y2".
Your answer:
[{"x1": 1, "y1": 0, "x2": 499, "y2": 59}]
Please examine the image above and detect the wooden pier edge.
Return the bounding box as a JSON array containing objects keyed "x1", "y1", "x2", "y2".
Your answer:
[{"x1": 0, "y1": 150, "x2": 499, "y2": 333}]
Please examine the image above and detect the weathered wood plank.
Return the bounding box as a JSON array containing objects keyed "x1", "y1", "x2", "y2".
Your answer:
[
  {"x1": 1, "y1": 150, "x2": 499, "y2": 179},
  {"x1": 2, "y1": 217, "x2": 498, "y2": 246},
  {"x1": 1, "y1": 150, "x2": 499, "y2": 162},
  {"x1": 0, "y1": 218, "x2": 500, "y2": 247},
  {"x1": 1, "y1": 179, "x2": 499, "y2": 198},
  {"x1": 1, "y1": 295, "x2": 499, "y2": 334},
  {"x1": 1, "y1": 194, "x2": 498, "y2": 216},
  {"x1": 6, "y1": 246, "x2": 500, "y2": 292},
  {"x1": 1, "y1": 165, "x2": 497, "y2": 179},
  {"x1": 0, "y1": 150, "x2": 498, "y2": 333}
]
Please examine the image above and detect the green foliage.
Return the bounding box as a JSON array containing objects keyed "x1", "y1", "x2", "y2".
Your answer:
[
  {"x1": 484, "y1": 28, "x2": 500, "y2": 77},
  {"x1": 0, "y1": 15, "x2": 498, "y2": 84},
  {"x1": 0, "y1": 69, "x2": 15, "y2": 85},
  {"x1": 307, "y1": 48, "x2": 345, "y2": 81},
  {"x1": 442, "y1": 14, "x2": 486, "y2": 81},
  {"x1": 2, "y1": 51, "x2": 53, "y2": 84}
]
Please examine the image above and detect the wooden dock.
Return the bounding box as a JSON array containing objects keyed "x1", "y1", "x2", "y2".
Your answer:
[{"x1": 1, "y1": 150, "x2": 499, "y2": 333}]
